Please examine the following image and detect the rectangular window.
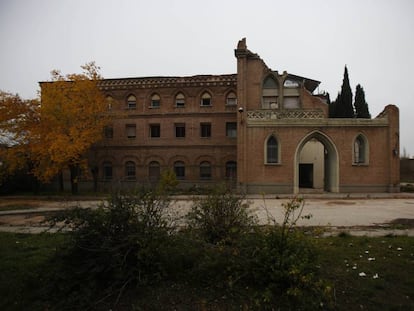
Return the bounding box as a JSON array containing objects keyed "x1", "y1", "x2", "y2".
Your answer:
[
  {"x1": 262, "y1": 96, "x2": 278, "y2": 109},
  {"x1": 126, "y1": 124, "x2": 136, "y2": 138},
  {"x1": 226, "y1": 122, "x2": 237, "y2": 138},
  {"x1": 150, "y1": 124, "x2": 160, "y2": 138},
  {"x1": 176, "y1": 99, "x2": 185, "y2": 107},
  {"x1": 284, "y1": 97, "x2": 300, "y2": 109},
  {"x1": 201, "y1": 98, "x2": 211, "y2": 106},
  {"x1": 151, "y1": 99, "x2": 160, "y2": 108},
  {"x1": 104, "y1": 126, "x2": 113, "y2": 139},
  {"x1": 175, "y1": 123, "x2": 186, "y2": 138},
  {"x1": 200, "y1": 123, "x2": 211, "y2": 138}
]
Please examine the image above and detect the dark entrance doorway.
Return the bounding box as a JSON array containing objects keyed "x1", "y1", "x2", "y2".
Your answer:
[{"x1": 299, "y1": 163, "x2": 313, "y2": 188}]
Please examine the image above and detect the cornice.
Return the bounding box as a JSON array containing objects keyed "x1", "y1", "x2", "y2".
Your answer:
[{"x1": 99, "y1": 74, "x2": 237, "y2": 91}]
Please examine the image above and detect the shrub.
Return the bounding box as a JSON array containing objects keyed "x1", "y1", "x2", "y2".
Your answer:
[
  {"x1": 186, "y1": 185, "x2": 257, "y2": 244},
  {"x1": 245, "y1": 197, "x2": 333, "y2": 310},
  {"x1": 45, "y1": 188, "x2": 176, "y2": 309}
]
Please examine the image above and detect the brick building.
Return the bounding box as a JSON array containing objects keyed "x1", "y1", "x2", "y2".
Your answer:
[{"x1": 84, "y1": 38, "x2": 400, "y2": 193}]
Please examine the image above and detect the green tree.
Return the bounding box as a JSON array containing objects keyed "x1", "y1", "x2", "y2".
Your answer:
[{"x1": 354, "y1": 84, "x2": 371, "y2": 118}]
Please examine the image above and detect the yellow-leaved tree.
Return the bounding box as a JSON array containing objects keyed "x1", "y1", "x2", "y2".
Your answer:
[
  {"x1": 0, "y1": 91, "x2": 40, "y2": 189},
  {"x1": 32, "y1": 62, "x2": 109, "y2": 194}
]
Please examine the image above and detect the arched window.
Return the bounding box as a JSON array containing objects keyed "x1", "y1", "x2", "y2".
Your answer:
[
  {"x1": 174, "y1": 161, "x2": 185, "y2": 180},
  {"x1": 106, "y1": 95, "x2": 114, "y2": 110},
  {"x1": 200, "y1": 92, "x2": 212, "y2": 106},
  {"x1": 103, "y1": 161, "x2": 113, "y2": 180},
  {"x1": 226, "y1": 92, "x2": 237, "y2": 106},
  {"x1": 127, "y1": 94, "x2": 137, "y2": 109},
  {"x1": 225, "y1": 161, "x2": 237, "y2": 180},
  {"x1": 353, "y1": 135, "x2": 368, "y2": 164},
  {"x1": 266, "y1": 136, "x2": 279, "y2": 164},
  {"x1": 151, "y1": 94, "x2": 160, "y2": 108},
  {"x1": 125, "y1": 161, "x2": 136, "y2": 180},
  {"x1": 262, "y1": 76, "x2": 278, "y2": 109},
  {"x1": 175, "y1": 93, "x2": 185, "y2": 108},
  {"x1": 149, "y1": 161, "x2": 160, "y2": 182},
  {"x1": 199, "y1": 161, "x2": 211, "y2": 180}
]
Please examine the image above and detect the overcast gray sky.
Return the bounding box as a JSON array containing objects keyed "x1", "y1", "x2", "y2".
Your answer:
[{"x1": 1, "y1": 0, "x2": 413, "y2": 155}]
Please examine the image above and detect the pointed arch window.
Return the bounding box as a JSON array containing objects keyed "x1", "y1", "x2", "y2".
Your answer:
[
  {"x1": 106, "y1": 95, "x2": 114, "y2": 110},
  {"x1": 127, "y1": 95, "x2": 137, "y2": 109},
  {"x1": 226, "y1": 92, "x2": 237, "y2": 106},
  {"x1": 262, "y1": 76, "x2": 278, "y2": 109},
  {"x1": 150, "y1": 94, "x2": 160, "y2": 108},
  {"x1": 353, "y1": 135, "x2": 369, "y2": 165},
  {"x1": 201, "y1": 92, "x2": 212, "y2": 106},
  {"x1": 266, "y1": 136, "x2": 279, "y2": 164},
  {"x1": 175, "y1": 93, "x2": 185, "y2": 108}
]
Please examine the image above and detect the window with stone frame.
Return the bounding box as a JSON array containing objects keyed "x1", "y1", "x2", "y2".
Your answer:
[
  {"x1": 262, "y1": 76, "x2": 278, "y2": 109},
  {"x1": 127, "y1": 94, "x2": 137, "y2": 109},
  {"x1": 353, "y1": 134, "x2": 368, "y2": 164},
  {"x1": 150, "y1": 94, "x2": 161, "y2": 108},
  {"x1": 226, "y1": 92, "x2": 237, "y2": 106},
  {"x1": 266, "y1": 135, "x2": 279, "y2": 164},
  {"x1": 175, "y1": 92, "x2": 185, "y2": 108},
  {"x1": 200, "y1": 92, "x2": 212, "y2": 106}
]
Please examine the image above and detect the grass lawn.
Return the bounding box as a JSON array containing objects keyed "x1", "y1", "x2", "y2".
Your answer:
[{"x1": 0, "y1": 232, "x2": 413, "y2": 310}]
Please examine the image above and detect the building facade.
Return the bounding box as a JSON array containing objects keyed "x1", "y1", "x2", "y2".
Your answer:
[{"x1": 85, "y1": 38, "x2": 399, "y2": 193}]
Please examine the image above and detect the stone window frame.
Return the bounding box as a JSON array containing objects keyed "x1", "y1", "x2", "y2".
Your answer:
[
  {"x1": 126, "y1": 94, "x2": 137, "y2": 109},
  {"x1": 265, "y1": 134, "x2": 281, "y2": 165},
  {"x1": 226, "y1": 91, "x2": 237, "y2": 106},
  {"x1": 262, "y1": 75, "x2": 279, "y2": 109},
  {"x1": 175, "y1": 92, "x2": 185, "y2": 108},
  {"x1": 200, "y1": 91, "x2": 212, "y2": 107},
  {"x1": 353, "y1": 134, "x2": 369, "y2": 165},
  {"x1": 150, "y1": 93, "x2": 161, "y2": 108}
]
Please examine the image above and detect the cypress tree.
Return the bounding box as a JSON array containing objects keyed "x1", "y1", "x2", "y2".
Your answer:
[
  {"x1": 354, "y1": 84, "x2": 371, "y2": 118},
  {"x1": 339, "y1": 66, "x2": 354, "y2": 117}
]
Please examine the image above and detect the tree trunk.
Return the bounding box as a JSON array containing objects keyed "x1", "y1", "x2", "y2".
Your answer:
[
  {"x1": 69, "y1": 165, "x2": 79, "y2": 195},
  {"x1": 58, "y1": 170, "x2": 64, "y2": 192}
]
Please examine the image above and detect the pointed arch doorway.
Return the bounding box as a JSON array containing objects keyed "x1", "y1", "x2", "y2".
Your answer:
[{"x1": 294, "y1": 131, "x2": 339, "y2": 193}]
